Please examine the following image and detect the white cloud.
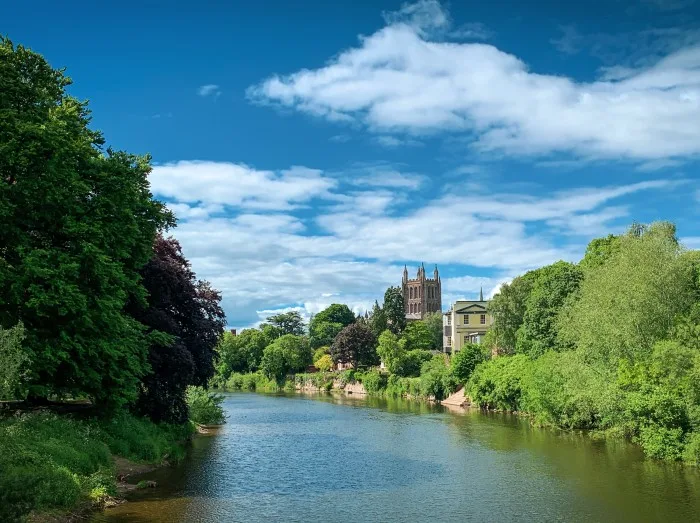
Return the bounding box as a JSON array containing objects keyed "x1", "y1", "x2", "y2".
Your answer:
[
  {"x1": 375, "y1": 135, "x2": 423, "y2": 148},
  {"x1": 329, "y1": 134, "x2": 351, "y2": 143},
  {"x1": 682, "y1": 236, "x2": 700, "y2": 250},
  {"x1": 248, "y1": 1, "x2": 700, "y2": 161},
  {"x1": 198, "y1": 84, "x2": 221, "y2": 97},
  {"x1": 150, "y1": 161, "x2": 336, "y2": 211}
]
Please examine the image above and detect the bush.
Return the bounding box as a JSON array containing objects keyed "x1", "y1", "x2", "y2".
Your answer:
[
  {"x1": 186, "y1": 386, "x2": 226, "y2": 425},
  {"x1": 419, "y1": 356, "x2": 450, "y2": 400},
  {"x1": 357, "y1": 369, "x2": 386, "y2": 394},
  {"x1": 396, "y1": 349, "x2": 433, "y2": 377},
  {"x1": 638, "y1": 423, "x2": 686, "y2": 461},
  {"x1": 450, "y1": 343, "x2": 487, "y2": 385},
  {"x1": 315, "y1": 354, "x2": 334, "y2": 372},
  {"x1": 468, "y1": 354, "x2": 533, "y2": 411}
]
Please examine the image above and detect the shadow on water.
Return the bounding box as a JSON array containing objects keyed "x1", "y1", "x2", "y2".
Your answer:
[{"x1": 95, "y1": 392, "x2": 700, "y2": 523}]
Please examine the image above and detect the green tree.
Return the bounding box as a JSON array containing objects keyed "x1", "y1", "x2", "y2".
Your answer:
[
  {"x1": 422, "y1": 312, "x2": 444, "y2": 351},
  {"x1": 368, "y1": 300, "x2": 388, "y2": 338},
  {"x1": 314, "y1": 354, "x2": 334, "y2": 372},
  {"x1": 330, "y1": 322, "x2": 378, "y2": 369},
  {"x1": 309, "y1": 304, "x2": 356, "y2": 348},
  {"x1": 0, "y1": 38, "x2": 173, "y2": 406},
  {"x1": 266, "y1": 311, "x2": 306, "y2": 336},
  {"x1": 396, "y1": 349, "x2": 433, "y2": 377},
  {"x1": 313, "y1": 346, "x2": 330, "y2": 365},
  {"x1": 376, "y1": 330, "x2": 403, "y2": 373},
  {"x1": 217, "y1": 329, "x2": 267, "y2": 377},
  {"x1": 260, "y1": 323, "x2": 283, "y2": 344},
  {"x1": 383, "y1": 286, "x2": 406, "y2": 334},
  {"x1": 449, "y1": 343, "x2": 486, "y2": 385},
  {"x1": 485, "y1": 274, "x2": 536, "y2": 354},
  {"x1": 515, "y1": 261, "x2": 583, "y2": 358},
  {"x1": 402, "y1": 320, "x2": 435, "y2": 351},
  {"x1": 309, "y1": 321, "x2": 344, "y2": 349},
  {"x1": 579, "y1": 234, "x2": 621, "y2": 270},
  {"x1": 0, "y1": 323, "x2": 26, "y2": 400},
  {"x1": 260, "y1": 335, "x2": 312, "y2": 382},
  {"x1": 559, "y1": 222, "x2": 694, "y2": 364}
]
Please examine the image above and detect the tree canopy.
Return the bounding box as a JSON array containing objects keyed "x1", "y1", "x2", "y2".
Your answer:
[
  {"x1": 383, "y1": 286, "x2": 406, "y2": 334},
  {"x1": 330, "y1": 322, "x2": 378, "y2": 369},
  {"x1": 265, "y1": 311, "x2": 306, "y2": 336},
  {"x1": 309, "y1": 304, "x2": 355, "y2": 348},
  {"x1": 0, "y1": 38, "x2": 173, "y2": 406}
]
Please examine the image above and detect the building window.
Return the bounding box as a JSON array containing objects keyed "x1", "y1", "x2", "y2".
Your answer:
[
  {"x1": 447, "y1": 315, "x2": 451, "y2": 326},
  {"x1": 464, "y1": 314, "x2": 469, "y2": 325},
  {"x1": 447, "y1": 337, "x2": 451, "y2": 346},
  {"x1": 480, "y1": 314, "x2": 486, "y2": 325}
]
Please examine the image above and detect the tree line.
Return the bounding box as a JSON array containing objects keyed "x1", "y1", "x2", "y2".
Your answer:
[
  {"x1": 0, "y1": 38, "x2": 225, "y2": 424},
  {"x1": 467, "y1": 222, "x2": 700, "y2": 464}
]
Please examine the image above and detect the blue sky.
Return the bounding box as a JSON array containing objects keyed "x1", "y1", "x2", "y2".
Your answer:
[{"x1": 4, "y1": 0, "x2": 700, "y2": 328}]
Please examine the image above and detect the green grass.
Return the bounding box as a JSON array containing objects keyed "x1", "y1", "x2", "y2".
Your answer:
[{"x1": 0, "y1": 411, "x2": 193, "y2": 522}]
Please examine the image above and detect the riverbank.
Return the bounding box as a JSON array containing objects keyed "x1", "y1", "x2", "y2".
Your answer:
[{"x1": 0, "y1": 410, "x2": 194, "y2": 522}]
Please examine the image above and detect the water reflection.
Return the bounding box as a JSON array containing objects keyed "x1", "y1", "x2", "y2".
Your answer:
[{"x1": 95, "y1": 392, "x2": 700, "y2": 523}]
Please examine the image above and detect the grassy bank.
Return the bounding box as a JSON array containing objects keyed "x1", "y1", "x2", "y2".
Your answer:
[
  {"x1": 218, "y1": 369, "x2": 441, "y2": 401},
  {"x1": 0, "y1": 410, "x2": 194, "y2": 522}
]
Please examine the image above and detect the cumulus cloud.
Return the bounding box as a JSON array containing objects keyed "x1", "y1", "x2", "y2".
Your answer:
[{"x1": 248, "y1": 1, "x2": 700, "y2": 161}]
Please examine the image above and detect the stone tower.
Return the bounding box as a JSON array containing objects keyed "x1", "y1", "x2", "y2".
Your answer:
[{"x1": 402, "y1": 263, "x2": 442, "y2": 321}]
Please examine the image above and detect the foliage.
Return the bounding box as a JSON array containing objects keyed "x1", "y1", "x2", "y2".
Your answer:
[
  {"x1": 260, "y1": 323, "x2": 283, "y2": 344},
  {"x1": 0, "y1": 38, "x2": 173, "y2": 406},
  {"x1": 418, "y1": 355, "x2": 451, "y2": 400},
  {"x1": 402, "y1": 320, "x2": 436, "y2": 351},
  {"x1": 127, "y1": 236, "x2": 226, "y2": 423},
  {"x1": 313, "y1": 346, "x2": 330, "y2": 364},
  {"x1": 422, "y1": 312, "x2": 444, "y2": 351},
  {"x1": 515, "y1": 261, "x2": 583, "y2": 357},
  {"x1": 449, "y1": 343, "x2": 487, "y2": 385},
  {"x1": 383, "y1": 286, "x2": 406, "y2": 334},
  {"x1": 314, "y1": 354, "x2": 334, "y2": 372},
  {"x1": 485, "y1": 273, "x2": 536, "y2": 354},
  {"x1": 186, "y1": 386, "x2": 226, "y2": 425},
  {"x1": 468, "y1": 354, "x2": 533, "y2": 411},
  {"x1": 559, "y1": 222, "x2": 693, "y2": 364},
  {"x1": 0, "y1": 322, "x2": 27, "y2": 400},
  {"x1": 260, "y1": 335, "x2": 312, "y2": 382},
  {"x1": 395, "y1": 349, "x2": 433, "y2": 377},
  {"x1": 309, "y1": 321, "x2": 344, "y2": 350},
  {"x1": 368, "y1": 300, "x2": 388, "y2": 339},
  {"x1": 356, "y1": 369, "x2": 386, "y2": 394},
  {"x1": 222, "y1": 372, "x2": 284, "y2": 393},
  {"x1": 330, "y1": 322, "x2": 378, "y2": 369},
  {"x1": 265, "y1": 311, "x2": 306, "y2": 336},
  {"x1": 376, "y1": 330, "x2": 403, "y2": 373},
  {"x1": 216, "y1": 329, "x2": 267, "y2": 378},
  {"x1": 309, "y1": 304, "x2": 356, "y2": 348},
  {"x1": 579, "y1": 234, "x2": 621, "y2": 270},
  {"x1": 0, "y1": 410, "x2": 191, "y2": 521}
]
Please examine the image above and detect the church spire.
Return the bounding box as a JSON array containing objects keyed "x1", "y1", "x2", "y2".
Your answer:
[
  {"x1": 479, "y1": 286, "x2": 484, "y2": 301},
  {"x1": 403, "y1": 264, "x2": 408, "y2": 282},
  {"x1": 433, "y1": 264, "x2": 439, "y2": 280}
]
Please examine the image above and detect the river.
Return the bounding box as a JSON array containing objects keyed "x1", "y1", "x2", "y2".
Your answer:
[{"x1": 93, "y1": 392, "x2": 700, "y2": 522}]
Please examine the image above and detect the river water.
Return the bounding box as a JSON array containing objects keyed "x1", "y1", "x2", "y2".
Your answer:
[{"x1": 94, "y1": 392, "x2": 700, "y2": 523}]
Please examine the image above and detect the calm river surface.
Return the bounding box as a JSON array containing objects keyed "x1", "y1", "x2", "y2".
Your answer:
[{"x1": 94, "y1": 392, "x2": 700, "y2": 523}]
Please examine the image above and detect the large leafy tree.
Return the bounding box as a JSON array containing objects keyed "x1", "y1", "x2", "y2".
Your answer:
[
  {"x1": 266, "y1": 311, "x2": 306, "y2": 336},
  {"x1": 515, "y1": 261, "x2": 583, "y2": 358},
  {"x1": 559, "y1": 222, "x2": 694, "y2": 364},
  {"x1": 0, "y1": 38, "x2": 172, "y2": 405},
  {"x1": 309, "y1": 304, "x2": 355, "y2": 348},
  {"x1": 330, "y1": 322, "x2": 378, "y2": 369},
  {"x1": 0, "y1": 323, "x2": 26, "y2": 400},
  {"x1": 260, "y1": 334, "x2": 312, "y2": 382},
  {"x1": 127, "y1": 236, "x2": 226, "y2": 423},
  {"x1": 216, "y1": 328, "x2": 267, "y2": 377},
  {"x1": 383, "y1": 287, "x2": 406, "y2": 334},
  {"x1": 368, "y1": 300, "x2": 388, "y2": 339}
]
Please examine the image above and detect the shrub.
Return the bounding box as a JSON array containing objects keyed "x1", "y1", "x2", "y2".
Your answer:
[
  {"x1": 638, "y1": 423, "x2": 686, "y2": 461},
  {"x1": 358, "y1": 369, "x2": 386, "y2": 394},
  {"x1": 186, "y1": 386, "x2": 226, "y2": 425},
  {"x1": 0, "y1": 322, "x2": 27, "y2": 400},
  {"x1": 396, "y1": 349, "x2": 433, "y2": 377},
  {"x1": 419, "y1": 356, "x2": 450, "y2": 400},
  {"x1": 450, "y1": 343, "x2": 487, "y2": 385},
  {"x1": 468, "y1": 354, "x2": 533, "y2": 411},
  {"x1": 315, "y1": 354, "x2": 334, "y2": 372}
]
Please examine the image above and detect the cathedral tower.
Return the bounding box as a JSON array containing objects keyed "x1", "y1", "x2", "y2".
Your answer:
[{"x1": 402, "y1": 263, "x2": 442, "y2": 320}]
